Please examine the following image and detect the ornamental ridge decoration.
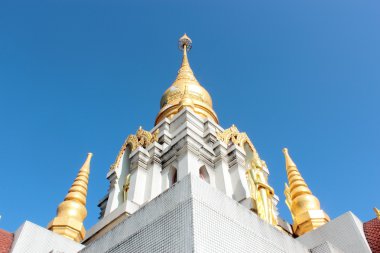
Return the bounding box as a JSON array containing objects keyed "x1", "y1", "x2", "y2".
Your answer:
[
  {"x1": 127, "y1": 126, "x2": 159, "y2": 151},
  {"x1": 217, "y1": 125, "x2": 245, "y2": 145},
  {"x1": 216, "y1": 125, "x2": 258, "y2": 153},
  {"x1": 109, "y1": 127, "x2": 159, "y2": 171},
  {"x1": 216, "y1": 125, "x2": 263, "y2": 169}
]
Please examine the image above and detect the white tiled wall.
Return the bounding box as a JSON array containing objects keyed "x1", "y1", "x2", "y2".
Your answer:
[
  {"x1": 10, "y1": 221, "x2": 84, "y2": 253},
  {"x1": 310, "y1": 242, "x2": 344, "y2": 253},
  {"x1": 82, "y1": 175, "x2": 310, "y2": 253},
  {"x1": 297, "y1": 212, "x2": 372, "y2": 253}
]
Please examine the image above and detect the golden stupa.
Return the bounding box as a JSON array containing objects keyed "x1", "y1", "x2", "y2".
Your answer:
[
  {"x1": 48, "y1": 153, "x2": 92, "y2": 242},
  {"x1": 283, "y1": 148, "x2": 330, "y2": 236},
  {"x1": 155, "y1": 34, "x2": 219, "y2": 125}
]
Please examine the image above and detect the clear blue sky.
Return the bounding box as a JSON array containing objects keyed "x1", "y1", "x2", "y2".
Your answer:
[{"x1": 0, "y1": 0, "x2": 379, "y2": 232}]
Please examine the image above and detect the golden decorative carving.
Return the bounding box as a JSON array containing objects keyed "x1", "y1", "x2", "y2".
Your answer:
[
  {"x1": 110, "y1": 139, "x2": 129, "y2": 171},
  {"x1": 217, "y1": 125, "x2": 245, "y2": 145},
  {"x1": 48, "y1": 153, "x2": 92, "y2": 242},
  {"x1": 282, "y1": 148, "x2": 330, "y2": 236},
  {"x1": 219, "y1": 124, "x2": 277, "y2": 226},
  {"x1": 123, "y1": 173, "x2": 131, "y2": 202},
  {"x1": 284, "y1": 183, "x2": 294, "y2": 220},
  {"x1": 217, "y1": 125, "x2": 262, "y2": 168},
  {"x1": 127, "y1": 127, "x2": 159, "y2": 151},
  {"x1": 109, "y1": 127, "x2": 159, "y2": 171},
  {"x1": 246, "y1": 161, "x2": 277, "y2": 226},
  {"x1": 155, "y1": 34, "x2": 219, "y2": 125}
]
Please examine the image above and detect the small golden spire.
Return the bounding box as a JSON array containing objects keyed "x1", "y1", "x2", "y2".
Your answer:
[
  {"x1": 282, "y1": 148, "x2": 330, "y2": 236},
  {"x1": 374, "y1": 207, "x2": 380, "y2": 220},
  {"x1": 176, "y1": 34, "x2": 197, "y2": 83},
  {"x1": 48, "y1": 153, "x2": 92, "y2": 242},
  {"x1": 283, "y1": 148, "x2": 312, "y2": 198},
  {"x1": 155, "y1": 34, "x2": 218, "y2": 125}
]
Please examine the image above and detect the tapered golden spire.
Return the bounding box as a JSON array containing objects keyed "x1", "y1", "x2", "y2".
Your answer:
[
  {"x1": 48, "y1": 153, "x2": 92, "y2": 242},
  {"x1": 155, "y1": 34, "x2": 218, "y2": 125},
  {"x1": 374, "y1": 207, "x2": 380, "y2": 220},
  {"x1": 176, "y1": 34, "x2": 197, "y2": 86},
  {"x1": 283, "y1": 148, "x2": 329, "y2": 236}
]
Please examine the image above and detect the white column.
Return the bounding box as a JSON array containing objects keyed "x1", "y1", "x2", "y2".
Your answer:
[
  {"x1": 213, "y1": 141, "x2": 234, "y2": 197},
  {"x1": 145, "y1": 143, "x2": 163, "y2": 201},
  {"x1": 104, "y1": 149, "x2": 132, "y2": 216},
  {"x1": 104, "y1": 172, "x2": 120, "y2": 216},
  {"x1": 228, "y1": 145, "x2": 250, "y2": 202},
  {"x1": 177, "y1": 148, "x2": 199, "y2": 181},
  {"x1": 127, "y1": 147, "x2": 149, "y2": 205}
]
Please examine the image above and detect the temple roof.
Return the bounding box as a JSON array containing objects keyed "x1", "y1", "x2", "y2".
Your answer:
[
  {"x1": 0, "y1": 229, "x2": 13, "y2": 253},
  {"x1": 364, "y1": 217, "x2": 380, "y2": 253}
]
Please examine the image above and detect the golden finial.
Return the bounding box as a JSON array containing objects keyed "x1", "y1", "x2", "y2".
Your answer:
[
  {"x1": 374, "y1": 207, "x2": 380, "y2": 220},
  {"x1": 48, "y1": 153, "x2": 93, "y2": 242},
  {"x1": 282, "y1": 148, "x2": 330, "y2": 236},
  {"x1": 155, "y1": 34, "x2": 218, "y2": 125},
  {"x1": 283, "y1": 148, "x2": 312, "y2": 198},
  {"x1": 176, "y1": 34, "x2": 197, "y2": 86},
  {"x1": 179, "y1": 33, "x2": 192, "y2": 51}
]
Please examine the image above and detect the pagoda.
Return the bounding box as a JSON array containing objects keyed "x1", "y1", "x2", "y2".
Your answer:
[{"x1": 3, "y1": 35, "x2": 376, "y2": 253}]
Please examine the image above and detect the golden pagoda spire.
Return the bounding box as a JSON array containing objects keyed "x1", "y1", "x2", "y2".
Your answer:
[
  {"x1": 48, "y1": 153, "x2": 92, "y2": 242},
  {"x1": 374, "y1": 207, "x2": 380, "y2": 220},
  {"x1": 155, "y1": 34, "x2": 218, "y2": 125},
  {"x1": 282, "y1": 148, "x2": 330, "y2": 236},
  {"x1": 175, "y1": 34, "x2": 198, "y2": 86}
]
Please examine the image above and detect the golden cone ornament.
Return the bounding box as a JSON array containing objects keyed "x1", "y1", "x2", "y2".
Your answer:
[{"x1": 48, "y1": 153, "x2": 92, "y2": 242}]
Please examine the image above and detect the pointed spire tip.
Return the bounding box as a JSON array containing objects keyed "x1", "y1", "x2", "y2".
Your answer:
[
  {"x1": 283, "y1": 148, "x2": 296, "y2": 167},
  {"x1": 48, "y1": 152, "x2": 92, "y2": 242},
  {"x1": 374, "y1": 207, "x2": 380, "y2": 219},
  {"x1": 179, "y1": 33, "x2": 192, "y2": 51}
]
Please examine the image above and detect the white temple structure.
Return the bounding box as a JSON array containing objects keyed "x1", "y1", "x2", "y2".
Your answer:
[{"x1": 2, "y1": 35, "x2": 377, "y2": 253}]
